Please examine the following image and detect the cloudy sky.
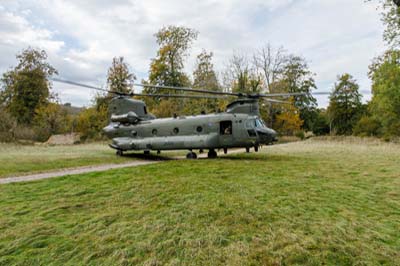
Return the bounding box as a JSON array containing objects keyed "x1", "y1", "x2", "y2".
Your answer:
[{"x1": 0, "y1": 0, "x2": 386, "y2": 107}]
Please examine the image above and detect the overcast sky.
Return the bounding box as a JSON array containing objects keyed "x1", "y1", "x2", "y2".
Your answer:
[{"x1": 0, "y1": 0, "x2": 386, "y2": 107}]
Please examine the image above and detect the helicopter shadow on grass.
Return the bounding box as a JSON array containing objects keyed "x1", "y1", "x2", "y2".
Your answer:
[
  {"x1": 119, "y1": 151, "x2": 297, "y2": 163},
  {"x1": 216, "y1": 153, "x2": 297, "y2": 162},
  {"x1": 121, "y1": 152, "x2": 176, "y2": 161}
]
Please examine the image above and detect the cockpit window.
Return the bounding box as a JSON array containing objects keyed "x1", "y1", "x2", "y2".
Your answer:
[
  {"x1": 256, "y1": 119, "x2": 265, "y2": 128},
  {"x1": 246, "y1": 118, "x2": 265, "y2": 128}
]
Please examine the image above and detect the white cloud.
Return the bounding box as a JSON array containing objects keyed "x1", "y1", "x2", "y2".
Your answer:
[{"x1": 0, "y1": 0, "x2": 385, "y2": 107}]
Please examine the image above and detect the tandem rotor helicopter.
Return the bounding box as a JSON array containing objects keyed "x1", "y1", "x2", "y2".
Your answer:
[{"x1": 53, "y1": 78, "x2": 329, "y2": 159}]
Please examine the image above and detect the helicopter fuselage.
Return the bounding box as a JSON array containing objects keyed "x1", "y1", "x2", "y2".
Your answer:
[{"x1": 103, "y1": 112, "x2": 277, "y2": 152}]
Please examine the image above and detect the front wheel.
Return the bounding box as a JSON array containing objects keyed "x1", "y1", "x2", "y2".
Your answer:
[{"x1": 207, "y1": 149, "x2": 217, "y2": 159}]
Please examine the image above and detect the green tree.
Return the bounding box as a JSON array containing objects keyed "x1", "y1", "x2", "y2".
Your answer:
[
  {"x1": 107, "y1": 56, "x2": 136, "y2": 94},
  {"x1": 353, "y1": 115, "x2": 382, "y2": 137},
  {"x1": 312, "y1": 109, "x2": 331, "y2": 136},
  {"x1": 76, "y1": 94, "x2": 109, "y2": 140},
  {"x1": 0, "y1": 48, "x2": 57, "y2": 124},
  {"x1": 83, "y1": 56, "x2": 137, "y2": 135},
  {"x1": 144, "y1": 26, "x2": 197, "y2": 116},
  {"x1": 371, "y1": 0, "x2": 400, "y2": 47},
  {"x1": 148, "y1": 25, "x2": 197, "y2": 89},
  {"x1": 0, "y1": 107, "x2": 16, "y2": 142},
  {"x1": 274, "y1": 98, "x2": 303, "y2": 136},
  {"x1": 327, "y1": 74, "x2": 363, "y2": 135},
  {"x1": 368, "y1": 50, "x2": 400, "y2": 137},
  {"x1": 33, "y1": 102, "x2": 72, "y2": 141},
  {"x1": 279, "y1": 55, "x2": 318, "y2": 132},
  {"x1": 186, "y1": 50, "x2": 221, "y2": 114}
]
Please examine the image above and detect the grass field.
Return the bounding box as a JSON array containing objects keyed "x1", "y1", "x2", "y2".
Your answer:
[
  {"x1": 0, "y1": 143, "x2": 136, "y2": 178},
  {"x1": 0, "y1": 139, "x2": 399, "y2": 265}
]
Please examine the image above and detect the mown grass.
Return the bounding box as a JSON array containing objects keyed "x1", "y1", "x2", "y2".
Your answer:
[
  {"x1": 0, "y1": 143, "x2": 135, "y2": 178},
  {"x1": 0, "y1": 139, "x2": 399, "y2": 265}
]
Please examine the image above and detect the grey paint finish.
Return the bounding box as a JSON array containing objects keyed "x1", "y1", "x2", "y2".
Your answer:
[{"x1": 103, "y1": 97, "x2": 277, "y2": 152}]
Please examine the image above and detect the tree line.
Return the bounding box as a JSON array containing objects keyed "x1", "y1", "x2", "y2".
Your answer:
[{"x1": 1, "y1": 1, "x2": 399, "y2": 142}]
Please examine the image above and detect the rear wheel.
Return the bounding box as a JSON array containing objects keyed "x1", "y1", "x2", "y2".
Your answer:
[
  {"x1": 116, "y1": 150, "x2": 123, "y2": 156},
  {"x1": 186, "y1": 152, "x2": 197, "y2": 159},
  {"x1": 246, "y1": 147, "x2": 250, "y2": 153},
  {"x1": 144, "y1": 150, "x2": 150, "y2": 155},
  {"x1": 254, "y1": 145, "x2": 259, "y2": 152}
]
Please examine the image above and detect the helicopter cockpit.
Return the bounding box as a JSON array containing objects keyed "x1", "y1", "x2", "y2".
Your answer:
[{"x1": 247, "y1": 117, "x2": 277, "y2": 145}]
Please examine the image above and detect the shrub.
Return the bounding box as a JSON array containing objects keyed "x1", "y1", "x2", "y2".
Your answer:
[
  {"x1": 353, "y1": 116, "x2": 381, "y2": 137},
  {"x1": 295, "y1": 131, "x2": 305, "y2": 140},
  {"x1": 312, "y1": 110, "x2": 330, "y2": 136},
  {"x1": 33, "y1": 103, "x2": 73, "y2": 141},
  {"x1": 76, "y1": 106, "x2": 108, "y2": 141},
  {"x1": 0, "y1": 108, "x2": 16, "y2": 142}
]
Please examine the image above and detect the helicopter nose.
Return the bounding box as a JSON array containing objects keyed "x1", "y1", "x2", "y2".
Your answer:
[
  {"x1": 270, "y1": 129, "x2": 278, "y2": 142},
  {"x1": 256, "y1": 128, "x2": 278, "y2": 144}
]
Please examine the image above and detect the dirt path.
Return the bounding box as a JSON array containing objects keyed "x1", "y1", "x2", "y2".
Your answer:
[
  {"x1": 0, "y1": 148, "x2": 247, "y2": 185},
  {"x1": 0, "y1": 161, "x2": 158, "y2": 184}
]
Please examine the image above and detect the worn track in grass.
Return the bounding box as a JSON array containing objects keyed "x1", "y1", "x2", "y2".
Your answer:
[{"x1": 0, "y1": 149, "x2": 246, "y2": 184}]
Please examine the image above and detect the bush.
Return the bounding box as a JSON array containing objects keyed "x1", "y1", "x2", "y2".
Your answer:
[
  {"x1": 295, "y1": 131, "x2": 305, "y2": 140},
  {"x1": 33, "y1": 103, "x2": 73, "y2": 141},
  {"x1": 353, "y1": 116, "x2": 381, "y2": 137},
  {"x1": 76, "y1": 106, "x2": 108, "y2": 141},
  {"x1": 312, "y1": 110, "x2": 330, "y2": 136},
  {"x1": 13, "y1": 124, "x2": 37, "y2": 141},
  {"x1": 0, "y1": 108, "x2": 16, "y2": 142}
]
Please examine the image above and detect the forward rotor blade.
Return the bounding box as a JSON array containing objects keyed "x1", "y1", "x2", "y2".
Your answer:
[
  {"x1": 263, "y1": 98, "x2": 291, "y2": 104},
  {"x1": 258, "y1": 91, "x2": 339, "y2": 97},
  {"x1": 258, "y1": 92, "x2": 306, "y2": 98}
]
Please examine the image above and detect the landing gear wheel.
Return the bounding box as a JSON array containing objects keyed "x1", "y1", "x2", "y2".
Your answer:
[
  {"x1": 186, "y1": 152, "x2": 197, "y2": 159},
  {"x1": 144, "y1": 150, "x2": 150, "y2": 155},
  {"x1": 254, "y1": 145, "x2": 259, "y2": 152},
  {"x1": 246, "y1": 147, "x2": 250, "y2": 153},
  {"x1": 116, "y1": 150, "x2": 123, "y2": 156},
  {"x1": 208, "y1": 149, "x2": 217, "y2": 159},
  {"x1": 223, "y1": 148, "x2": 228, "y2": 154}
]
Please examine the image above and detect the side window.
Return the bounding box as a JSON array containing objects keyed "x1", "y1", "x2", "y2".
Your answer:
[
  {"x1": 246, "y1": 119, "x2": 255, "y2": 129},
  {"x1": 220, "y1": 121, "x2": 232, "y2": 135}
]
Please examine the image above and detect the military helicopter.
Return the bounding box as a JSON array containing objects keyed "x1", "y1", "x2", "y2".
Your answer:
[{"x1": 53, "y1": 78, "x2": 329, "y2": 159}]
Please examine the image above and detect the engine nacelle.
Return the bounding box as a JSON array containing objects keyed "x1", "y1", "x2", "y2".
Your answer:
[{"x1": 111, "y1": 111, "x2": 139, "y2": 124}]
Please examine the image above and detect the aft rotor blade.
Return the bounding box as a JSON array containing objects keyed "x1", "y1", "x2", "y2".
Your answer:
[
  {"x1": 51, "y1": 77, "x2": 129, "y2": 96},
  {"x1": 133, "y1": 83, "x2": 241, "y2": 96},
  {"x1": 134, "y1": 93, "x2": 229, "y2": 99}
]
